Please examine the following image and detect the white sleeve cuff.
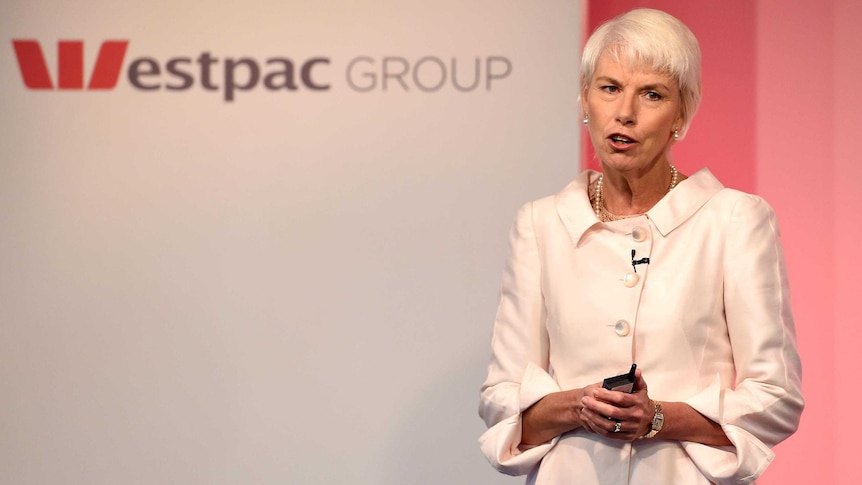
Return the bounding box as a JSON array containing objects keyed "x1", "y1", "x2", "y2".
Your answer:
[
  {"x1": 479, "y1": 414, "x2": 560, "y2": 476},
  {"x1": 681, "y1": 375, "x2": 776, "y2": 484},
  {"x1": 478, "y1": 362, "x2": 562, "y2": 475},
  {"x1": 681, "y1": 426, "x2": 774, "y2": 485}
]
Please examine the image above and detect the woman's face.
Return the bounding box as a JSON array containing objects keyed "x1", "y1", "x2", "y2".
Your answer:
[{"x1": 584, "y1": 51, "x2": 683, "y2": 175}]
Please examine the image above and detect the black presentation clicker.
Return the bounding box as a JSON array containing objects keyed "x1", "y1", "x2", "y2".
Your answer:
[{"x1": 601, "y1": 364, "x2": 637, "y2": 393}]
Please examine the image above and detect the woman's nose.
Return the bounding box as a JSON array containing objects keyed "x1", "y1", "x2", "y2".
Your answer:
[{"x1": 615, "y1": 94, "x2": 637, "y2": 125}]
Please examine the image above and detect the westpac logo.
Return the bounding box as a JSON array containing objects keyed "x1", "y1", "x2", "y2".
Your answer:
[
  {"x1": 11, "y1": 39, "x2": 328, "y2": 101},
  {"x1": 11, "y1": 39, "x2": 513, "y2": 102},
  {"x1": 13, "y1": 40, "x2": 128, "y2": 90}
]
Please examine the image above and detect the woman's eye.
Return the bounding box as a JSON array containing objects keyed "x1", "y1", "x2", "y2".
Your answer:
[
  {"x1": 645, "y1": 91, "x2": 663, "y2": 100},
  {"x1": 601, "y1": 85, "x2": 619, "y2": 94}
]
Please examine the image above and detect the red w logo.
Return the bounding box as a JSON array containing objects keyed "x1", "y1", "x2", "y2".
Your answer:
[{"x1": 12, "y1": 40, "x2": 129, "y2": 90}]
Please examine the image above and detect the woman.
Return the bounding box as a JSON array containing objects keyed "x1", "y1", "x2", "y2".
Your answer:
[{"x1": 478, "y1": 8, "x2": 803, "y2": 485}]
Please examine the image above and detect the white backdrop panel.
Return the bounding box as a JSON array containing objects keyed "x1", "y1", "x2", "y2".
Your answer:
[{"x1": 0, "y1": 1, "x2": 581, "y2": 483}]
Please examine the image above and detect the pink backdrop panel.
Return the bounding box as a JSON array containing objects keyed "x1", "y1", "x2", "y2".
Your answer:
[
  {"x1": 755, "y1": 0, "x2": 837, "y2": 483},
  {"x1": 834, "y1": 0, "x2": 862, "y2": 481}
]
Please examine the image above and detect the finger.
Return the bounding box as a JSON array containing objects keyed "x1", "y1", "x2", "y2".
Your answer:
[
  {"x1": 591, "y1": 387, "x2": 637, "y2": 407},
  {"x1": 582, "y1": 406, "x2": 614, "y2": 432},
  {"x1": 583, "y1": 394, "x2": 625, "y2": 421},
  {"x1": 583, "y1": 403, "x2": 639, "y2": 440},
  {"x1": 579, "y1": 408, "x2": 599, "y2": 434},
  {"x1": 582, "y1": 406, "x2": 620, "y2": 436},
  {"x1": 633, "y1": 368, "x2": 648, "y2": 393}
]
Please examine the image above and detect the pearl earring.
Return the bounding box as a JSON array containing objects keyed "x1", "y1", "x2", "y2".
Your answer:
[
  {"x1": 673, "y1": 128, "x2": 680, "y2": 140},
  {"x1": 583, "y1": 116, "x2": 589, "y2": 126}
]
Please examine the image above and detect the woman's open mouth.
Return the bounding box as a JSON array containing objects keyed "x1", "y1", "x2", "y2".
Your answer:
[{"x1": 608, "y1": 134, "x2": 637, "y2": 148}]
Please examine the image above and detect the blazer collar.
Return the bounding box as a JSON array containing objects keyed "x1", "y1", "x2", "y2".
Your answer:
[
  {"x1": 555, "y1": 168, "x2": 724, "y2": 247},
  {"x1": 554, "y1": 170, "x2": 601, "y2": 248},
  {"x1": 649, "y1": 168, "x2": 724, "y2": 236}
]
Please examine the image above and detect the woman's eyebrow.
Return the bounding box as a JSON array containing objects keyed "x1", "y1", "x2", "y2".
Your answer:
[
  {"x1": 640, "y1": 82, "x2": 672, "y2": 91},
  {"x1": 594, "y1": 75, "x2": 621, "y2": 84}
]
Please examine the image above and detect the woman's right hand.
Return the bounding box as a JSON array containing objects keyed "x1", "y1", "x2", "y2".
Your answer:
[{"x1": 520, "y1": 383, "x2": 602, "y2": 447}]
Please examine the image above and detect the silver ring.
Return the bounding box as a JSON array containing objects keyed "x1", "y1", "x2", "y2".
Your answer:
[{"x1": 613, "y1": 421, "x2": 622, "y2": 433}]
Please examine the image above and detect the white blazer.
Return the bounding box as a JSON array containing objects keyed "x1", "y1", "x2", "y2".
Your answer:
[{"x1": 479, "y1": 169, "x2": 803, "y2": 485}]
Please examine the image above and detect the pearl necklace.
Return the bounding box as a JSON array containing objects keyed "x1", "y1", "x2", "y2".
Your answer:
[{"x1": 593, "y1": 165, "x2": 679, "y2": 222}]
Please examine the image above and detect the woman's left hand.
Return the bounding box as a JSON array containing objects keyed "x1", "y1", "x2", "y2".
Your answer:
[{"x1": 579, "y1": 369, "x2": 653, "y2": 441}]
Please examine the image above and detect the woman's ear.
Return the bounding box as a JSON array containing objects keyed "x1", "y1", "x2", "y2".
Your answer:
[
  {"x1": 673, "y1": 113, "x2": 685, "y2": 137},
  {"x1": 674, "y1": 103, "x2": 685, "y2": 133}
]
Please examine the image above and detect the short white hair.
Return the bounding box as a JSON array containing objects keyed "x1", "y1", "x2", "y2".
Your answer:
[{"x1": 581, "y1": 8, "x2": 702, "y2": 139}]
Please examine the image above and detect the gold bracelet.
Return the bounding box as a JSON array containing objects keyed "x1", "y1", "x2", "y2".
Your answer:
[{"x1": 640, "y1": 400, "x2": 663, "y2": 439}]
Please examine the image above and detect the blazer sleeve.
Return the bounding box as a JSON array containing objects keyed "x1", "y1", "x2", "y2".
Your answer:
[
  {"x1": 682, "y1": 194, "x2": 804, "y2": 485},
  {"x1": 477, "y1": 201, "x2": 561, "y2": 476}
]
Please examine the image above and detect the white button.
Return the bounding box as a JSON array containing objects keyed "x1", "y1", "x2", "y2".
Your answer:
[
  {"x1": 614, "y1": 320, "x2": 631, "y2": 336},
  {"x1": 632, "y1": 226, "x2": 648, "y2": 242},
  {"x1": 623, "y1": 272, "x2": 640, "y2": 287}
]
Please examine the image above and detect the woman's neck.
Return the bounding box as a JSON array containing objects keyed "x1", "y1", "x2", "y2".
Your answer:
[{"x1": 596, "y1": 163, "x2": 684, "y2": 217}]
